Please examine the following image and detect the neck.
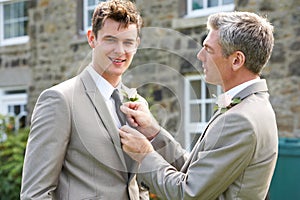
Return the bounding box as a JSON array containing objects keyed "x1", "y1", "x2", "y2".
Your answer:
[
  {"x1": 222, "y1": 73, "x2": 259, "y2": 92},
  {"x1": 102, "y1": 74, "x2": 121, "y2": 88},
  {"x1": 91, "y1": 63, "x2": 121, "y2": 88}
]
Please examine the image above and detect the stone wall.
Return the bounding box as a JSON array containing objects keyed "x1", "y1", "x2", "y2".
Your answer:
[
  {"x1": 27, "y1": 0, "x2": 91, "y2": 117},
  {"x1": 0, "y1": 33, "x2": 31, "y2": 90},
  {"x1": 236, "y1": 0, "x2": 300, "y2": 137}
]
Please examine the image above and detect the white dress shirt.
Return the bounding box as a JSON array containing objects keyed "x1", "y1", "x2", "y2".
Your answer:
[
  {"x1": 87, "y1": 65, "x2": 123, "y2": 128},
  {"x1": 225, "y1": 78, "x2": 261, "y2": 98}
]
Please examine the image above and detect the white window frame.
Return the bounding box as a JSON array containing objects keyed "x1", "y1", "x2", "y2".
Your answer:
[
  {"x1": 83, "y1": 0, "x2": 105, "y2": 33},
  {"x1": 0, "y1": 0, "x2": 29, "y2": 46},
  {"x1": 186, "y1": 0, "x2": 235, "y2": 18},
  {"x1": 184, "y1": 75, "x2": 222, "y2": 151},
  {"x1": 0, "y1": 87, "x2": 27, "y2": 130}
]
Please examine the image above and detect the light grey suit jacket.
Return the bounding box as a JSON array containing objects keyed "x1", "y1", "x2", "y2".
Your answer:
[
  {"x1": 137, "y1": 79, "x2": 278, "y2": 200},
  {"x1": 21, "y1": 68, "x2": 147, "y2": 200}
]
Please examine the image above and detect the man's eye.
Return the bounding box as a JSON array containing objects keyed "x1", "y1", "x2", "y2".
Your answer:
[
  {"x1": 105, "y1": 38, "x2": 116, "y2": 43},
  {"x1": 205, "y1": 46, "x2": 213, "y2": 53},
  {"x1": 124, "y1": 41, "x2": 134, "y2": 46}
]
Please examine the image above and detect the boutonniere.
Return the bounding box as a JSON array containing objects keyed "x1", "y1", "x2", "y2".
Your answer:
[
  {"x1": 121, "y1": 88, "x2": 139, "y2": 102},
  {"x1": 213, "y1": 93, "x2": 241, "y2": 113}
]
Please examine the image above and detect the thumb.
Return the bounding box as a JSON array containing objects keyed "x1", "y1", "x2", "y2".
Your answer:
[
  {"x1": 120, "y1": 125, "x2": 146, "y2": 138},
  {"x1": 120, "y1": 105, "x2": 137, "y2": 116}
]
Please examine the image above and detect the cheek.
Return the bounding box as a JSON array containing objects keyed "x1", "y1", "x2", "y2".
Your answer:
[{"x1": 126, "y1": 53, "x2": 135, "y2": 62}]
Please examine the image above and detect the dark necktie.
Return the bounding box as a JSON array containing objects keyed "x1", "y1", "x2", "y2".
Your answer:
[
  {"x1": 111, "y1": 89, "x2": 127, "y2": 126},
  {"x1": 111, "y1": 89, "x2": 133, "y2": 177}
]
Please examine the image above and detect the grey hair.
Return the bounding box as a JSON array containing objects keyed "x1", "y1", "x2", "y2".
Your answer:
[{"x1": 207, "y1": 11, "x2": 274, "y2": 74}]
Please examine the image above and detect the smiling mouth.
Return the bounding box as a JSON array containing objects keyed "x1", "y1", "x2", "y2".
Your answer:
[{"x1": 109, "y1": 57, "x2": 126, "y2": 63}]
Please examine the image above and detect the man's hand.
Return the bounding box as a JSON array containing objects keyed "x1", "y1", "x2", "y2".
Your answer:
[
  {"x1": 119, "y1": 125, "x2": 154, "y2": 163},
  {"x1": 121, "y1": 102, "x2": 160, "y2": 140}
]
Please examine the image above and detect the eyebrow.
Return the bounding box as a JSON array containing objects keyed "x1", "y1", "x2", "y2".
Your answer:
[
  {"x1": 103, "y1": 35, "x2": 136, "y2": 41},
  {"x1": 203, "y1": 43, "x2": 213, "y2": 50},
  {"x1": 103, "y1": 35, "x2": 117, "y2": 40}
]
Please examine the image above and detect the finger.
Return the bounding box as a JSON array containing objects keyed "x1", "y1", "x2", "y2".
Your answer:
[
  {"x1": 127, "y1": 118, "x2": 138, "y2": 127},
  {"x1": 121, "y1": 125, "x2": 146, "y2": 138},
  {"x1": 122, "y1": 102, "x2": 139, "y2": 110},
  {"x1": 120, "y1": 125, "x2": 136, "y2": 134},
  {"x1": 119, "y1": 129, "x2": 127, "y2": 139},
  {"x1": 120, "y1": 105, "x2": 137, "y2": 115}
]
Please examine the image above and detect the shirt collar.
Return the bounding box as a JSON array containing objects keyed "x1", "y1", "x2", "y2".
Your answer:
[
  {"x1": 86, "y1": 65, "x2": 121, "y2": 101},
  {"x1": 226, "y1": 78, "x2": 261, "y2": 98}
]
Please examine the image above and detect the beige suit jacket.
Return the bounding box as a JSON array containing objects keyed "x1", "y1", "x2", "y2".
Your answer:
[
  {"x1": 21, "y1": 68, "x2": 147, "y2": 200},
  {"x1": 137, "y1": 79, "x2": 278, "y2": 200}
]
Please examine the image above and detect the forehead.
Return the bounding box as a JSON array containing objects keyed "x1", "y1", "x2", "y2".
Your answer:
[
  {"x1": 98, "y1": 18, "x2": 138, "y2": 39},
  {"x1": 204, "y1": 29, "x2": 220, "y2": 46}
]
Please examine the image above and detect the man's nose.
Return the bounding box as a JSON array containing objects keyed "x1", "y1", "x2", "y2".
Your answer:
[
  {"x1": 114, "y1": 42, "x2": 126, "y2": 54},
  {"x1": 197, "y1": 48, "x2": 205, "y2": 61}
]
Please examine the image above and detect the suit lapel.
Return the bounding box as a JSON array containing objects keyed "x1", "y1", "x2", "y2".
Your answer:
[
  {"x1": 79, "y1": 69, "x2": 128, "y2": 172},
  {"x1": 181, "y1": 79, "x2": 269, "y2": 172},
  {"x1": 234, "y1": 79, "x2": 268, "y2": 100},
  {"x1": 120, "y1": 85, "x2": 141, "y2": 181},
  {"x1": 200, "y1": 80, "x2": 268, "y2": 141},
  {"x1": 181, "y1": 109, "x2": 222, "y2": 171}
]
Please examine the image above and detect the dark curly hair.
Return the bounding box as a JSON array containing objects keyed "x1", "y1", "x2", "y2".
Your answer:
[{"x1": 92, "y1": 0, "x2": 143, "y2": 38}]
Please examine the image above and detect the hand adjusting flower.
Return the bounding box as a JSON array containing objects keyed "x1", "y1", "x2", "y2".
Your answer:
[
  {"x1": 121, "y1": 88, "x2": 139, "y2": 102},
  {"x1": 213, "y1": 93, "x2": 241, "y2": 113}
]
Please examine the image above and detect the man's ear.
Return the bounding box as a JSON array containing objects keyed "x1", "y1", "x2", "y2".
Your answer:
[
  {"x1": 87, "y1": 29, "x2": 96, "y2": 48},
  {"x1": 231, "y1": 51, "x2": 245, "y2": 71},
  {"x1": 131, "y1": 37, "x2": 141, "y2": 54},
  {"x1": 136, "y1": 37, "x2": 141, "y2": 47}
]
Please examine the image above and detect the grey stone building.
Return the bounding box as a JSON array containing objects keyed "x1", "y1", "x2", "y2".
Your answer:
[{"x1": 0, "y1": 0, "x2": 299, "y2": 148}]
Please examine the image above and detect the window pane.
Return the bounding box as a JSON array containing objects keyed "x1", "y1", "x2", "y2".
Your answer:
[
  {"x1": 190, "y1": 104, "x2": 201, "y2": 122},
  {"x1": 4, "y1": 4, "x2": 11, "y2": 20},
  {"x1": 2, "y1": 1, "x2": 28, "y2": 39},
  {"x1": 208, "y1": 0, "x2": 218, "y2": 7},
  {"x1": 192, "y1": 0, "x2": 203, "y2": 10},
  {"x1": 190, "y1": 133, "x2": 201, "y2": 149},
  {"x1": 4, "y1": 24, "x2": 11, "y2": 39},
  {"x1": 17, "y1": 22, "x2": 22, "y2": 37},
  {"x1": 206, "y1": 83, "x2": 219, "y2": 98},
  {"x1": 88, "y1": 10, "x2": 93, "y2": 27},
  {"x1": 223, "y1": 0, "x2": 234, "y2": 5},
  {"x1": 206, "y1": 103, "x2": 214, "y2": 121},
  {"x1": 13, "y1": 2, "x2": 19, "y2": 18},
  {"x1": 14, "y1": 105, "x2": 21, "y2": 115},
  {"x1": 88, "y1": 0, "x2": 96, "y2": 6},
  {"x1": 190, "y1": 80, "x2": 201, "y2": 99},
  {"x1": 12, "y1": 22, "x2": 19, "y2": 37},
  {"x1": 16, "y1": 2, "x2": 25, "y2": 18},
  {"x1": 24, "y1": 20, "x2": 28, "y2": 35}
]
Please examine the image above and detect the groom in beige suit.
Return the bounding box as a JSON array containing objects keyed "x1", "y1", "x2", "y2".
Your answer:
[
  {"x1": 21, "y1": 0, "x2": 148, "y2": 199},
  {"x1": 119, "y1": 12, "x2": 278, "y2": 199}
]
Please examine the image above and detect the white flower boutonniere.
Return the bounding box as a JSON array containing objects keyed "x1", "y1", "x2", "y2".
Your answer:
[
  {"x1": 213, "y1": 93, "x2": 241, "y2": 113},
  {"x1": 121, "y1": 88, "x2": 139, "y2": 102}
]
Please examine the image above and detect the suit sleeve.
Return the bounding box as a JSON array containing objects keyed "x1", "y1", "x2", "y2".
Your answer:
[
  {"x1": 137, "y1": 113, "x2": 256, "y2": 200},
  {"x1": 21, "y1": 89, "x2": 71, "y2": 200},
  {"x1": 151, "y1": 128, "x2": 188, "y2": 171}
]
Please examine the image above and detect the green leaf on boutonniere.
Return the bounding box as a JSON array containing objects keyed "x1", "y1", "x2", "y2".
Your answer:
[
  {"x1": 121, "y1": 88, "x2": 139, "y2": 102},
  {"x1": 214, "y1": 96, "x2": 242, "y2": 113}
]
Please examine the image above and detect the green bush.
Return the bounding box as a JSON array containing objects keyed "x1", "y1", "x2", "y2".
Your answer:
[{"x1": 0, "y1": 127, "x2": 29, "y2": 200}]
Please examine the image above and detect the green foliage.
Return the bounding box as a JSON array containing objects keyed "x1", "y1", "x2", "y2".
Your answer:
[{"x1": 0, "y1": 127, "x2": 29, "y2": 200}]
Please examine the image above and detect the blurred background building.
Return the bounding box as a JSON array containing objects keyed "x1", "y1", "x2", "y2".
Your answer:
[{"x1": 0, "y1": 0, "x2": 299, "y2": 149}]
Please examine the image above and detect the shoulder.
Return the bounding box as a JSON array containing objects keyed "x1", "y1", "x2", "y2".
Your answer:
[{"x1": 38, "y1": 76, "x2": 79, "y2": 103}]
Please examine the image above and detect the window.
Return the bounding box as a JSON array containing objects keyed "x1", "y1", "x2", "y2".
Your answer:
[
  {"x1": 0, "y1": 0, "x2": 29, "y2": 46},
  {"x1": 82, "y1": 0, "x2": 105, "y2": 33},
  {"x1": 184, "y1": 75, "x2": 221, "y2": 151},
  {"x1": 186, "y1": 0, "x2": 234, "y2": 18},
  {"x1": 0, "y1": 88, "x2": 27, "y2": 130}
]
